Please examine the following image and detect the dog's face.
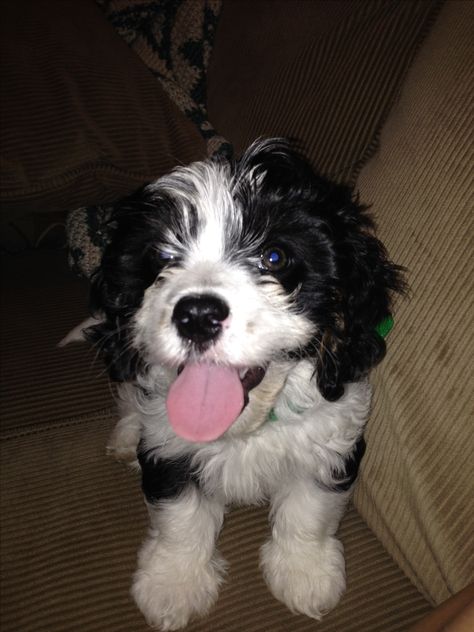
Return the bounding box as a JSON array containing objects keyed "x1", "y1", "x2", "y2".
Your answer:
[{"x1": 89, "y1": 140, "x2": 403, "y2": 441}]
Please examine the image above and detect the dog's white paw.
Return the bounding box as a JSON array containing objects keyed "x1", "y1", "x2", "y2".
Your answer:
[
  {"x1": 261, "y1": 535, "x2": 346, "y2": 620},
  {"x1": 106, "y1": 415, "x2": 140, "y2": 465},
  {"x1": 131, "y1": 540, "x2": 226, "y2": 630}
]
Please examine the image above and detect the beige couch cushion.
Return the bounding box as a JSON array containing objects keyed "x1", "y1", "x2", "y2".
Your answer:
[
  {"x1": 354, "y1": 0, "x2": 474, "y2": 604},
  {"x1": 0, "y1": 252, "x2": 114, "y2": 433}
]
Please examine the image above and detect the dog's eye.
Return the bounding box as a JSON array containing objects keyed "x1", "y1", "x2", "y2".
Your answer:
[
  {"x1": 157, "y1": 250, "x2": 176, "y2": 263},
  {"x1": 260, "y1": 246, "x2": 289, "y2": 272}
]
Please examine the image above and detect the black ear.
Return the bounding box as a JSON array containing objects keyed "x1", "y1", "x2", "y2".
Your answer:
[
  {"x1": 238, "y1": 138, "x2": 315, "y2": 194},
  {"x1": 85, "y1": 255, "x2": 145, "y2": 382},
  {"x1": 84, "y1": 187, "x2": 164, "y2": 381},
  {"x1": 316, "y1": 197, "x2": 406, "y2": 401}
]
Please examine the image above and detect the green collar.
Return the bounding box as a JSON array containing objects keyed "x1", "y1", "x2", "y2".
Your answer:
[
  {"x1": 267, "y1": 408, "x2": 279, "y2": 422},
  {"x1": 268, "y1": 400, "x2": 306, "y2": 423},
  {"x1": 375, "y1": 315, "x2": 394, "y2": 339}
]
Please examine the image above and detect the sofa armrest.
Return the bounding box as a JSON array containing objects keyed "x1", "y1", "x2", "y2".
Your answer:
[{"x1": 354, "y1": 0, "x2": 474, "y2": 605}]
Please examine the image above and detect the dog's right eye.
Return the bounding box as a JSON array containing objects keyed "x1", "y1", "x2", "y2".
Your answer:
[{"x1": 157, "y1": 250, "x2": 176, "y2": 263}]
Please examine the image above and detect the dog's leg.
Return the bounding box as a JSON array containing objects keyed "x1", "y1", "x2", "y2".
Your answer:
[
  {"x1": 106, "y1": 414, "x2": 141, "y2": 465},
  {"x1": 106, "y1": 384, "x2": 142, "y2": 465},
  {"x1": 261, "y1": 478, "x2": 349, "y2": 620},
  {"x1": 131, "y1": 486, "x2": 226, "y2": 631}
]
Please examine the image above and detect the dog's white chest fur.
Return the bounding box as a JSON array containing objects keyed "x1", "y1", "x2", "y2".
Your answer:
[{"x1": 117, "y1": 360, "x2": 371, "y2": 506}]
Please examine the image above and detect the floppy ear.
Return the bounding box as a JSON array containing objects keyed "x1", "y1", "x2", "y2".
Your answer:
[
  {"x1": 84, "y1": 189, "x2": 161, "y2": 382},
  {"x1": 85, "y1": 255, "x2": 144, "y2": 383},
  {"x1": 316, "y1": 199, "x2": 406, "y2": 401}
]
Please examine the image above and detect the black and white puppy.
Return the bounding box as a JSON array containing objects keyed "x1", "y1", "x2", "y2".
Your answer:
[{"x1": 77, "y1": 139, "x2": 404, "y2": 630}]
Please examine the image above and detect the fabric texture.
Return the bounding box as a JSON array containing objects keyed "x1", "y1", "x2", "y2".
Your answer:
[
  {"x1": 0, "y1": 253, "x2": 431, "y2": 631},
  {"x1": 207, "y1": 0, "x2": 441, "y2": 183},
  {"x1": 354, "y1": 0, "x2": 474, "y2": 605},
  {"x1": 0, "y1": 253, "x2": 115, "y2": 433},
  {"x1": 96, "y1": 0, "x2": 230, "y2": 158},
  {"x1": 0, "y1": 0, "x2": 206, "y2": 262},
  {"x1": 1, "y1": 1, "x2": 439, "y2": 276}
]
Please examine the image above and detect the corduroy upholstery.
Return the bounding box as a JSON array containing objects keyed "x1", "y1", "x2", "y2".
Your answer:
[
  {"x1": 354, "y1": 0, "x2": 474, "y2": 604},
  {"x1": 0, "y1": 0, "x2": 206, "y2": 217},
  {"x1": 1, "y1": 1, "x2": 473, "y2": 630},
  {"x1": 207, "y1": 0, "x2": 441, "y2": 183},
  {"x1": 0, "y1": 253, "x2": 114, "y2": 433}
]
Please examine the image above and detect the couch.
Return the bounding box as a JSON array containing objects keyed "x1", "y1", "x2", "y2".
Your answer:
[{"x1": 1, "y1": 1, "x2": 473, "y2": 631}]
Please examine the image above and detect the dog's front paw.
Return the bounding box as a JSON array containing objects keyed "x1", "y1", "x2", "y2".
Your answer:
[
  {"x1": 261, "y1": 536, "x2": 346, "y2": 620},
  {"x1": 106, "y1": 415, "x2": 140, "y2": 465},
  {"x1": 131, "y1": 542, "x2": 226, "y2": 630}
]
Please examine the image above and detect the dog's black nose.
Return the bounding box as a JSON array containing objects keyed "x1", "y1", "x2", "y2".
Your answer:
[{"x1": 172, "y1": 294, "x2": 230, "y2": 344}]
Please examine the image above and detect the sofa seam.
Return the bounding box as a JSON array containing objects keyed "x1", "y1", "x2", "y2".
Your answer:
[
  {"x1": 0, "y1": 162, "x2": 169, "y2": 199},
  {"x1": 0, "y1": 406, "x2": 116, "y2": 442}
]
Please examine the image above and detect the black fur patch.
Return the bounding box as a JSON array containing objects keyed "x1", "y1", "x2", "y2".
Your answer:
[
  {"x1": 137, "y1": 444, "x2": 199, "y2": 503},
  {"x1": 330, "y1": 436, "x2": 366, "y2": 492}
]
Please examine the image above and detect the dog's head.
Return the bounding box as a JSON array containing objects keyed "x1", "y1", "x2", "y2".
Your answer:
[{"x1": 88, "y1": 139, "x2": 404, "y2": 441}]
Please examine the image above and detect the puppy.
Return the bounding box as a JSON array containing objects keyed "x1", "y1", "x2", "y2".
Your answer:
[{"x1": 81, "y1": 139, "x2": 404, "y2": 630}]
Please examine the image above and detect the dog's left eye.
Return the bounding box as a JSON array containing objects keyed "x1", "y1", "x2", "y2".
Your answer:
[{"x1": 260, "y1": 246, "x2": 289, "y2": 272}]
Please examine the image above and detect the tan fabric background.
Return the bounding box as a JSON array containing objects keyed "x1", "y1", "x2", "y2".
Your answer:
[
  {"x1": 354, "y1": 0, "x2": 474, "y2": 605},
  {"x1": 0, "y1": 253, "x2": 115, "y2": 433}
]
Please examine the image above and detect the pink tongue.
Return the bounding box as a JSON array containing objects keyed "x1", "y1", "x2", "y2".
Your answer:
[{"x1": 166, "y1": 363, "x2": 245, "y2": 442}]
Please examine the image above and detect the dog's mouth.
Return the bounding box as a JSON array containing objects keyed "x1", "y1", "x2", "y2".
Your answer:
[{"x1": 166, "y1": 364, "x2": 266, "y2": 443}]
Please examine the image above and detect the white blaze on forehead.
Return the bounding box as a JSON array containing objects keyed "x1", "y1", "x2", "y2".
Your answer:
[
  {"x1": 188, "y1": 163, "x2": 241, "y2": 263},
  {"x1": 149, "y1": 160, "x2": 242, "y2": 263}
]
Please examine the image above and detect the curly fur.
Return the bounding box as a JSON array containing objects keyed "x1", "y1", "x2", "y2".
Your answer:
[{"x1": 78, "y1": 139, "x2": 404, "y2": 630}]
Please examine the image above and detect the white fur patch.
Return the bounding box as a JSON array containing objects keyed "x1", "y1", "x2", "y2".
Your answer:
[{"x1": 131, "y1": 487, "x2": 226, "y2": 631}]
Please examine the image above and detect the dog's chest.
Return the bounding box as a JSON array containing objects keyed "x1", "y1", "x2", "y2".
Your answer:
[
  {"x1": 191, "y1": 420, "x2": 323, "y2": 504},
  {"x1": 137, "y1": 377, "x2": 370, "y2": 505}
]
